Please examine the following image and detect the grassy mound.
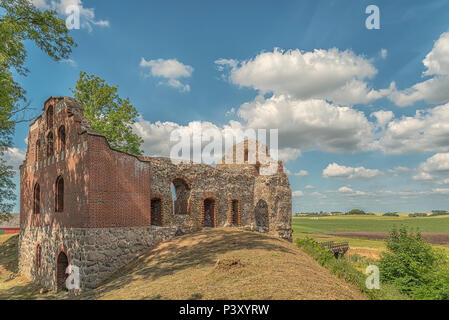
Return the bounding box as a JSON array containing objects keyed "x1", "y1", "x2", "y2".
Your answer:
[
  {"x1": 0, "y1": 229, "x2": 366, "y2": 300},
  {"x1": 85, "y1": 228, "x2": 366, "y2": 300}
]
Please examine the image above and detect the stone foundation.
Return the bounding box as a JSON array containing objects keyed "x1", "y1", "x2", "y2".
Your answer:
[{"x1": 19, "y1": 225, "x2": 178, "y2": 290}]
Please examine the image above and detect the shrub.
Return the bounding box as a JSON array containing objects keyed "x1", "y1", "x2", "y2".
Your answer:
[
  {"x1": 408, "y1": 212, "x2": 428, "y2": 217},
  {"x1": 413, "y1": 266, "x2": 449, "y2": 300},
  {"x1": 346, "y1": 209, "x2": 366, "y2": 215},
  {"x1": 383, "y1": 212, "x2": 399, "y2": 217},
  {"x1": 429, "y1": 210, "x2": 449, "y2": 217},
  {"x1": 379, "y1": 227, "x2": 448, "y2": 298},
  {"x1": 296, "y1": 238, "x2": 406, "y2": 300}
]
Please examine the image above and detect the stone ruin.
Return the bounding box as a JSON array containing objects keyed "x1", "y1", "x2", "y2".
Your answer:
[{"x1": 18, "y1": 96, "x2": 292, "y2": 290}]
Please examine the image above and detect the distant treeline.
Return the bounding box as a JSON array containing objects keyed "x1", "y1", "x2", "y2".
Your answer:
[
  {"x1": 294, "y1": 209, "x2": 375, "y2": 216},
  {"x1": 294, "y1": 209, "x2": 449, "y2": 218},
  {"x1": 383, "y1": 212, "x2": 399, "y2": 217},
  {"x1": 409, "y1": 210, "x2": 449, "y2": 217}
]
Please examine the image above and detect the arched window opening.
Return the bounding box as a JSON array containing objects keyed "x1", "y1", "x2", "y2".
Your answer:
[
  {"x1": 55, "y1": 176, "x2": 64, "y2": 212},
  {"x1": 231, "y1": 200, "x2": 240, "y2": 226},
  {"x1": 151, "y1": 198, "x2": 162, "y2": 226},
  {"x1": 171, "y1": 178, "x2": 190, "y2": 215},
  {"x1": 203, "y1": 198, "x2": 216, "y2": 228},
  {"x1": 58, "y1": 126, "x2": 66, "y2": 151},
  {"x1": 255, "y1": 199, "x2": 269, "y2": 229},
  {"x1": 47, "y1": 106, "x2": 54, "y2": 129},
  {"x1": 35, "y1": 244, "x2": 42, "y2": 269},
  {"x1": 33, "y1": 183, "x2": 40, "y2": 215},
  {"x1": 35, "y1": 140, "x2": 40, "y2": 163},
  {"x1": 47, "y1": 132, "x2": 54, "y2": 157}
]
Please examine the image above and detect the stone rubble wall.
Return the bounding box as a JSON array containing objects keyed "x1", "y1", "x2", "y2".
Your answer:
[
  {"x1": 19, "y1": 225, "x2": 178, "y2": 290},
  {"x1": 254, "y1": 173, "x2": 293, "y2": 241},
  {"x1": 147, "y1": 158, "x2": 256, "y2": 231}
]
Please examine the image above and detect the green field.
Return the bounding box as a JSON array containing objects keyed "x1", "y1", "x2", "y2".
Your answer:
[
  {"x1": 292, "y1": 215, "x2": 449, "y2": 257},
  {"x1": 293, "y1": 215, "x2": 449, "y2": 234}
]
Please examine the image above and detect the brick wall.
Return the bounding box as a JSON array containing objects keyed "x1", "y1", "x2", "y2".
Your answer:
[
  {"x1": 20, "y1": 97, "x2": 89, "y2": 229},
  {"x1": 20, "y1": 97, "x2": 152, "y2": 230},
  {"x1": 86, "y1": 135, "x2": 151, "y2": 228}
]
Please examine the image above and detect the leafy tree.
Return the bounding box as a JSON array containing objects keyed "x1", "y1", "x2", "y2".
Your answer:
[
  {"x1": 0, "y1": 0, "x2": 76, "y2": 220},
  {"x1": 71, "y1": 72, "x2": 144, "y2": 155},
  {"x1": 0, "y1": 0, "x2": 76, "y2": 128}
]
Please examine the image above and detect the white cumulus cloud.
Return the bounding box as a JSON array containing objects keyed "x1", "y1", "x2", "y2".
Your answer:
[
  {"x1": 292, "y1": 190, "x2": 304, "y2": 197},
  {"x1": 323, "y1": 163, "x2": 382, "y2": 179},
  {"x1": 389, "y1": 31, "x2": 449, "y2": 107},
  {"x1": 133, "y1": 116, "x2": 302, "y2": 164},
  {"x1": 2, "y1": 148, "x2": 26, "y2": 173},
  {"x1": 140, "y1": 58, "x2": 193, "y2": 92},
  {"x1": 378, "y1": 103, "x2": 449, "y2": 154},
  {"x1": 216, "y1": 47, "x2": 389, "y2": 105},
  {"x1": 294, "y1": 170, "x2": 309, "y2": 177},
  {"x1": 238, "y1": 95, "x2": 375, "y2": 153},
  {"x1": 419, "y1": 153, "x2": 449, "y2": 173},
  {"x1": 412, "y1": 172, "x2": 435, "y2": 181},
  {"x1": 412, "y1": 153, "x2": 449, "y2": 182},
  {"x1": 337, "y1": 186, "x2": 367, "y2": 196}
]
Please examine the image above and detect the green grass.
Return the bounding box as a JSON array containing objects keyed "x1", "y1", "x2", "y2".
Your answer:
[
  {"x1": 293, "y1": 215, "x2": 449, "y2": 233},
  {"x1": 294, "y1": 232, "x2": 387, "y2": 249}
]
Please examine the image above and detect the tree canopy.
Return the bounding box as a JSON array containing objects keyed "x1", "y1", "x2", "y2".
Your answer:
[
  {"x1": 0, "y1": 0, "x2": 76, "y2": 129},
  {"x1": 0, "y1": 0, "x2": 76, "y2": 220},
  {"x1": 71, "y1": 72, "x2": 144, "y2": 156}
]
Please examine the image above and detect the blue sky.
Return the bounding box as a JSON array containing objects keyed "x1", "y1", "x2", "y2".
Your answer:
[{"x1": 7, "y1": 0, "x2": 449, "y2": 213}]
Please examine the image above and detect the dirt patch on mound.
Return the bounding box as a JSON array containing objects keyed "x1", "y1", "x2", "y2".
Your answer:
[
  {"x1": 347, "y1": 247, "x2": 383, "y2": 260},
  {"x1": 328, "y1": 232, "x2": 449, "y2": 245},
  {"x1": 214, "y1": 258, "x2": 245, "y2": 271}
]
